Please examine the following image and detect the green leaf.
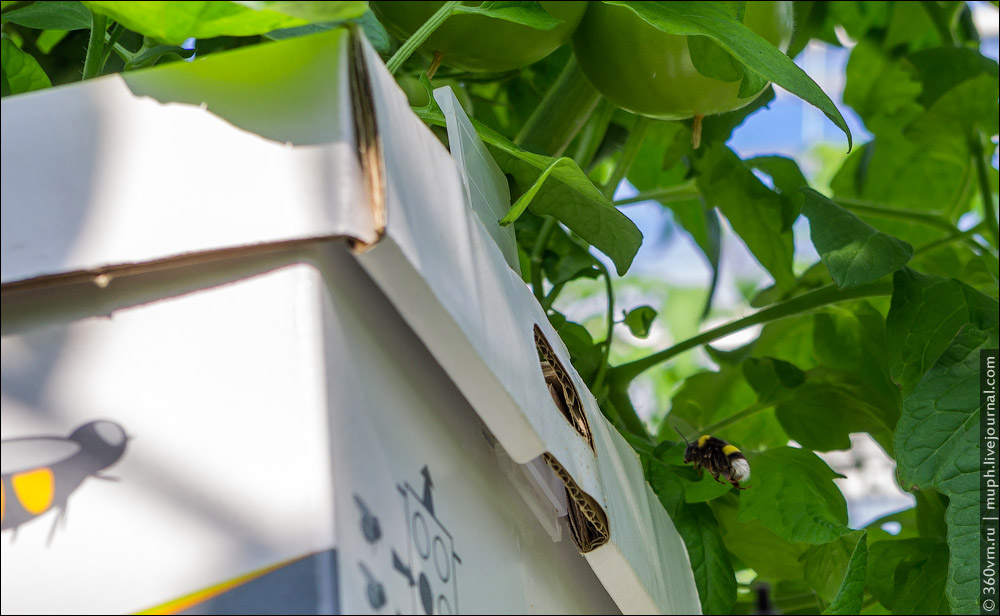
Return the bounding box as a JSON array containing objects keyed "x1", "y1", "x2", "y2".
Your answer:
[
  {"x1": 739, "y1": 447, "x2": 852, "y2": 544},
  {"x1": 452, "y1": 1, "x2": 563, "y2": 30},
  {"x1": 802, "y1": 530, "x2": 863, "y2": 603},
  {"x1": 606, "y1": 0, "x2": 852, "y2": 148},
  {"x1": 867, "y1": 538, "x2": 948, "y2": 611},
  {"x1": 1, "y1": 37, "x2": 51, "y2": 96},
  {"x1": 413, "y1": 91, "x2": 643, "y2": 275},
  {"x1": 648, "y1": 461, "x2": 737, "y2": 615},
  {"x1": 907, "y1": 45, "x2": 1000, "y2": 109},
  {"x1": 694, "y1": 144, "x2": 795, "y2": 290},
  {"x1": 623, "y1": 305, "x2": 658, "y2": 339},
  {"x1": 710, "y1": 493, "x2": 811, "y2": 581},
  {"x1": 499, "y1": 156, "x2": 575, "y2": 225},
  {"x1": 894, "y1": 323, "x2": 994, "y2": 614},
  {"x1": 886, "y1": 268, "x2": 999, "y2": 395},
  {"x1": 234, "y1": 1, "x2": 367, "y2": 22},
  {"x1": 82, "y1": 1, "x2": 322, "y2": 44},
  {"x1": 2, "y1": 0, "x2": 91, "y2": 30},
  {"x1": 822, "y1": 531, "x2": 868, "y2": 615},
  {"x1": 688, "y1": 35, "x2": 742, "y2": 82},
  {"x1": 802, "y1": 188, "x2": 913, "y2": 289},
  {"x1": 547, "y1": 311, "x2": 603, "y2": 382},
  {"x1": 742, "y1": 356, "x2": 805, "y2": 404},
  {"x1": 842, "y1": 39, "x2": 924, "y2": 137},
  {"x1": 774, "y1": 303, "x2": 901, "y2": 453},
  {"x1": 746, "y1": 155, "x2": 808, "y2": 232}
]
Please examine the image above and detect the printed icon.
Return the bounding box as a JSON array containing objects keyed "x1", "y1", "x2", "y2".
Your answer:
[
  {"x1": 1, "y1": 420, "x2": 128, "y2": 540},
  {"x1": 392, "y1": 465, "x2": 461, "y2": 615}
]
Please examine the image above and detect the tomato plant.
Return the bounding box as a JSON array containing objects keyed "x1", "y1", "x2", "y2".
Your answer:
[{"x1": 1, "y1": 2, "x2": 997, "y2": 615}]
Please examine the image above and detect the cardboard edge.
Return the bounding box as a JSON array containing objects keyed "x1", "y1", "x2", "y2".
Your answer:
[{"x1": 346, "y1": 25, "x2": 387, "y2": 252}]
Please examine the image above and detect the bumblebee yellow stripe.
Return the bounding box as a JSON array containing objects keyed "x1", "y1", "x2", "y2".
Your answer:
[
  {"x1": 697, "y1": 435, "x2": 711, "y2": 447},
  {"x1": 722, "y1": 444, "x2": 741, "y2": 456}
]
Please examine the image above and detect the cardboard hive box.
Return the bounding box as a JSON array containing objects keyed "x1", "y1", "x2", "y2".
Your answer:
[{"x1": 0, "y1": 28, "x2": 700, "y2": 615}]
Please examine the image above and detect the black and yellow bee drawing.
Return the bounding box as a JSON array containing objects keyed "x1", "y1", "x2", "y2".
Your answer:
[
  {"x1": 676, "y1": 428, "x2": 751, "y2": 490},
  {"x1": 1, "y1": 420, "x2": 128, "y2": 540}
]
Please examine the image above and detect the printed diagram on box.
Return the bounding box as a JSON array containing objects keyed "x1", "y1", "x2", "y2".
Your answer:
[
  {"x1": 354, "y1": 465, "x2": 461, "y2": 614},
  {"x1": 1, "y1": 420, "x2": 128, "y2": 541}
]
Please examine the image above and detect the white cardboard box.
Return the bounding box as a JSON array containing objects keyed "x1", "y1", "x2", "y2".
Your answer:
[{"x1": 1, "y1": 27, "x2": 700, "y2": 615}]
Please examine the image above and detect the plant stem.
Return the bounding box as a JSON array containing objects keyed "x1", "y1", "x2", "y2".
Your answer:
[
  {"x1": 608, "y1": 386, "x2": 652, "y2": 442},
  {"x1": 101, "y1": 22, "x2": 125, "y2": 68},
  {"x1": 530, "y1": 217, "x2": 558, "y2": 303},
  {"x1": 607, "y1": 280, "x2": 892, "y2": 387},
  {"x1": 385, "y1": 1, "x2": 459, "y2": 75},
  {"x1": 970, "y1": 131, "x2": 1000, "y2": 247},
  {"x1": 82, "y1": 11, "x2": 107, "y2": 80},
  {"x1": 920, "y1": 0, "x2": 959, "y2": 45},
  {"x1": 602, "y1": 116, "x2": 651, "y2": 199},
  {"x1": 614, "y1": 180, "x2": 700, "y2": 206},
  {"x1": 834, "y1": 197, "x2": 956, "y2": 231},
  {"x1": 914, "y1": 221, "x2": 988, "y2": 256},
  {"x1": 515, "y1": 57, "x2": 600, "y2": 157},
  {"x1": 540, "y1": 281, "x2": 566, "y2": 311},
  {"x1": 572, "y1": 99, "x2": 616, "y2": 169},
  {"x1": 701, "y1": 401, "x2": 770, "y2": 435},
  {"x1": 591, "y1": 261, "x2": 616, "y2": 394}
]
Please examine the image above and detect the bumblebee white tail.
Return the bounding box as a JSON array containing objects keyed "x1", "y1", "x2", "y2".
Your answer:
[{"x1": 731, "y1": 458, "x2": 751, "y2": 482}]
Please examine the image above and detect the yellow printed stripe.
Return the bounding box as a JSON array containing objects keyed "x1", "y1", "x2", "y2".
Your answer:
[
  {"x1": 12, "y1": 468, "x2": 55, "y2": 515},
  {"x1": 137, "y1": 554, "x2": 311, "y2": 615},
  {"x1": 722, "y1": 444, "x2": 741, "y2": 456},
  {"x1": 697, "y1": 435, "x2": 711, "y2": 447}
]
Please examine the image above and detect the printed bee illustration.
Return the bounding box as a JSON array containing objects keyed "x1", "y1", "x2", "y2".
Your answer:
[
  {"x1": 1, "y1": 420, "x2": 128, "y2": 539},
  {"x1": 676, "y1": 428, "x2": 751, "y2": 490}
]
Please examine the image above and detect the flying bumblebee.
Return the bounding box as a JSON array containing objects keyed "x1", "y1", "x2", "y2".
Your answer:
[{"x1": 675, "y1": 428, "x2": 751, "y2": 490}]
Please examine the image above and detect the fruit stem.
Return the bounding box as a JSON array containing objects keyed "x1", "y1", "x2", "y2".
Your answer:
[
  {"x1": 515, "y1": 56, "x2": 601, "y2": 157},
  {"x1": 427, "y1": 52, "x2": 443, "y2": 80},
  {"x1": 691, "y1": 114, "x2": 704, "y2": 150},
  {"x1": 386, "y1": 1, "x2": 460, "y2": 75}
]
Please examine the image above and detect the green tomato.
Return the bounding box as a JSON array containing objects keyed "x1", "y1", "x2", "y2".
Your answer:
[
  {"x1": 371, "y1": 1, "x2": 587, "y2": 73},
  {"x1": 572, "y1": 2, "x2": 793, "y2": 119}
]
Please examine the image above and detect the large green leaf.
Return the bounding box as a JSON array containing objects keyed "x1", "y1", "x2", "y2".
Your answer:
[
  {"x1": 710, "y1": 493, "x2": 811, "y2": 581},
  {"x1": 1, "y1": 37, "x2": 51, "y2": 96},
  {"x1": 822, "y1": 531, "x2": 868, "y2": 615},
  {"x1": 775, "y1": 303, "x2": 901, "y2": 453},
  {"x1": 605, "y1": 0, "x2": 852, "y2": 148},
  {"x1": 886, "y1": 268, "x2": 999, "y2": 395},
  {"x1": 867, "y1": 538, "x2": 949, "y2": 611},
  {"x1": 802, "y1": 530, "x2": 865, "y2": 604},
  {"x1": 648, "y1": 460, "x2": 737, "y2": 615},
  {"x1": 842, "y1": 39, "x2": 923, "y2": 137},
  {"x1": 2, "y1": 0, "x2": 92, "y2": 30},
  {"x1": 739, "y1": 447, "x2": 852, "y2": 544},
  {"x1": 413, "y1": 91, "x2": 643, "y2": 275},
  {"x1": 83, "y1": 1, "x2": 364, "y2": 44},
  {"x1": 894, "y1": 325, "x2": 996, "y2": 614},
  {"x1": 802, "y1": 188, "x2": 913, "y2": 289},
  {"x1": 694, "y1": 144, "x2": 796, "y2": 290}
]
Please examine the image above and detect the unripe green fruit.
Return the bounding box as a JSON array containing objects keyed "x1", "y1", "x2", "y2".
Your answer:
[
  {"x1": 371, "y1": 1, "x2": 587, "y2": 73},
  {"x1": 572, "y1": 2, "x2": 793, "y2": 119}
]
